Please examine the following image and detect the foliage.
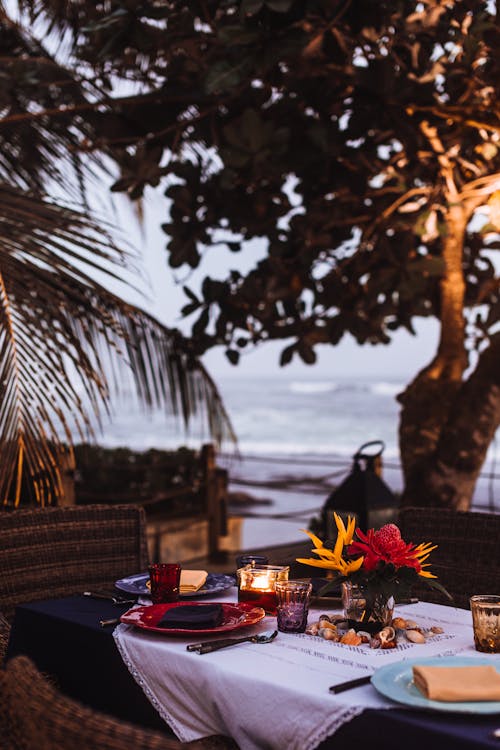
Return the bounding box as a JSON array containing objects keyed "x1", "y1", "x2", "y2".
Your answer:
[
  {"x1": 6, "y1": 0, "x2": 496, "y2": 365},
  {"x1": 297, "y1": 514, "x2": 451, "y2": 615},
  {"x1": 0, "y1": 6, "x2": 234, "y2": 506},
  {"x1": 1, "y1": 0, "x2": 499, "y2": 506}
]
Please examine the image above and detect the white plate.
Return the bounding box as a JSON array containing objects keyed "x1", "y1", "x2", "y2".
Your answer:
[{"x1": 371, "y1": 656, "x2": 500, "y2": 714}]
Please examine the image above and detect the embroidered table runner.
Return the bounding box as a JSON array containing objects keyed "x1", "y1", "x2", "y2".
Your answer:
[{"x1": 114, "y1": 600, "x2": 482, "y2": 750}]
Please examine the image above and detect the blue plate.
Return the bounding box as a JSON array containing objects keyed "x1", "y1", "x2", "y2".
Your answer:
[
  {"x1": 115, "y1": 572, "x2": 236, "y2": 599},
  {"x1": 371, "y1": 656, "x2": 500, "y2": 714}
]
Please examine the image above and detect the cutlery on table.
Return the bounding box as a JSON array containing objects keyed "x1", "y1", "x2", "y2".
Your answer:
[
  {"x1": 83, "y1": 591, "x2": 136, "y2": 605},
  {"x1": 187, "y1": 630, "x2": 278, "y2": 654},
  {"x1": 329, "y1": 675, "x2": 373, "y2": 693},
  {"x1": 99, "y1": 617, "x2": 121, "y2": 628}
]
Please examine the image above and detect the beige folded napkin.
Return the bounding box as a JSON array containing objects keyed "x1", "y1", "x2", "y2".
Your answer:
[
  {"x1": 180, "y1": 570, "x2": 208, "y2": 593},
  {"x1": 413, "y1": 664, "x2": 500, "y2": 702}
]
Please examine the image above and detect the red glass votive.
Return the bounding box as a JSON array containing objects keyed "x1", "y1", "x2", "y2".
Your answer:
[{"x1": 149, "y1": 563, "x2": 181, "y2": 604}]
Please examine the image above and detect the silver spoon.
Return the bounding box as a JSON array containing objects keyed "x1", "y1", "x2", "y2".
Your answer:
[{"x1": 187, "y1": 630, "x2": 278, "y2": 654}]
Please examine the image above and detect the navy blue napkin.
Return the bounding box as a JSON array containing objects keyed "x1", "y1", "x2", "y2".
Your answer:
[{"x1": 157, "y1": 604, "x2": 224, "y2": 629}]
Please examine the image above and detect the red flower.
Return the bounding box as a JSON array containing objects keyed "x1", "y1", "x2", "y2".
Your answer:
[{"x1": 348, "y1": 523, "x2": 423, "y2": 573}]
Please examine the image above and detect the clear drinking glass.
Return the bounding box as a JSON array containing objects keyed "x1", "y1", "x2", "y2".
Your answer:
[
  {"x1": 275, "y1": 580, "x2": 312, "y2": 633},
  {"x1": 470, "y1": 595, "x2": 500, "y2": 653}
]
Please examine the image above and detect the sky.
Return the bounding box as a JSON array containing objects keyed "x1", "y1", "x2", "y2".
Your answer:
[{"x1": 113, "y1": 189, "x2": 440, "y2": 383}]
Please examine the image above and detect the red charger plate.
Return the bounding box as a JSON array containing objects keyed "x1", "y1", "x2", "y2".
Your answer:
[{"x1": 120, "y1": 602, "x2": 266, "y2": 635}]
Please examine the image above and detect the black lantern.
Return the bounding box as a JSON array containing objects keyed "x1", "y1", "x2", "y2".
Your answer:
[{"x1": 320, "y1": 441, "x2": 399, "y2": 538}]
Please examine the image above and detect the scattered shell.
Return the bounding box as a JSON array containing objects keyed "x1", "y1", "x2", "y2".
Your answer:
[
  {"x1": 392, "y1": 617, "x2": 407, "y2": 629},
  {"x1": 430, "y1": 626, "x2": 444, "y2": 634},
  {"x1": 381, "y1": 639, "x2": 397, "y2": 649},
  {"x1": 406, "y1": 629, "x2": 426, "y2": 644},
  {"x1": 319, "y1": 628, "x2": 339, "y2": 641},
  {"x1": 340, "y1": 629, "x2": 362, "y2": 646},
  {"x1": 357, "y1": 631, "x2": 371, "y2": 644},
  {"x1": 369, "y1": 635, "x2": 381, "y2": 649},
  {"x1": 405, "y1": 620, "x2": 418, "y2": 628},
  {"x1": 319, "y1": 619, "x2": 337, "y2": 631},
  {"x1": 379, "y1": 626, "x2": 396, "y2": 644},
  {"x1": 319, "y1": 614, "x2": 332, "y2": 623},
  {"x1": 305, "y1": 624, "x2": 319, "y2": 636}
]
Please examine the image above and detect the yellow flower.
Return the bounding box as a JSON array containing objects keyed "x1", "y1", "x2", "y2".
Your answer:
[
  {"x1": 413, "y1": 542, "x2": 438, "y2": 578},
  {"x1": 296, "y1": 518, "x2": 364, "y2": 576}
]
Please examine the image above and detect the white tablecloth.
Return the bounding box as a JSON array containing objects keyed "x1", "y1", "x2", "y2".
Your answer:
[{"x1": 114, "y1": 595, "x2": 482, "y2": 750}]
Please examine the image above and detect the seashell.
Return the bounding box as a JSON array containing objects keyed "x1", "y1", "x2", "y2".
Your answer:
[
  {"x1": 406, "y1": 625, "x2": 424, "y2": 634},
  {"x1": 334, "y1": 620, "x2": 349, "y2": 631},
  {"x1": 357, "y1": 631, "x2": 371, "y2": 644},
  {"x1": 381, "y1": 639, "x2": 397, "y2": 649},
  {"x1": 406, "y1": 629, "x2": 426, "y2": 643},
  {"x1": 430, "y1": 626, "x2": 444, "y2": 634},
  {"x1": 319, "y1": 628, "x2": 339, "y2": 641},
  {"x1": 379, "y1": 626, "x2": 396, "y2": 644},
  {"x1": 318, "y1": 619, "x2": 337, "y2": 631},
  {"x1": 305, "y1": 624, "x2": 319, "y2": 636},
  {"x1": 369, "y1": 635, "x2": 381, "y2": 649},
  {"x1": 331, "y1": 615, "x2": 348, "y2": 624},
  {"x1": 340, "y1": 629, "x2": 362, "y2": 646},
  {"x1": 319, "y1": 614, "x2": 332, "y2": 623},
  {"x1": 392, "y1": 617, "x2": 407, "y2": 629},
  {"x1": 405, "y1": 619, "x2": 418, "y2": 628}
]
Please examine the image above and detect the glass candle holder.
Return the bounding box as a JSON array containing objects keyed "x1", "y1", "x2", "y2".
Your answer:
[
  {"x1": 470, "y1": 595, "x2": 500, "y2": 653},
  {"x1": 237, "y1": 564, "x2": 289, "y2": 615},
  {"x1": 149, "y1": 563, "x2": 181, "y2": 604},
  {"x1": 235, "y1": 554, "x2": 269, "y2": 570},
  {"x1": 275, "y1": 580, "x2": 312, "y2": 633}
]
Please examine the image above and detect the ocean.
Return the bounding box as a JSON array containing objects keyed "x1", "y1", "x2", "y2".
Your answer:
[{"x1": 98, "y1": 374, "x2": 498, "y2": 550}]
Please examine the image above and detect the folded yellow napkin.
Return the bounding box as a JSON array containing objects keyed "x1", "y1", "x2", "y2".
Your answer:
[
  {"x1": 413, "y1": 664, "x2": 500, "y2": 702},
  {"x1": 180, "y1": 570, "x2": 208, "y2": 593}
]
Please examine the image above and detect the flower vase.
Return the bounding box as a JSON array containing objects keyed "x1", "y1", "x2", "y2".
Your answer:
[{"x1": 341, "y1": 582, "x2": 394, "y2": 633}]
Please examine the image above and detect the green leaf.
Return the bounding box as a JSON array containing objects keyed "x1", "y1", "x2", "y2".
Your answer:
[{"x1": 205, "y1": 61, "x2": 244, "y2": 94}]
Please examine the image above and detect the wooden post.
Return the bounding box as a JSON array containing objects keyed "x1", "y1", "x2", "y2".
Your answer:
[
  {"x1": 201, "y1": 443, "x2": 229, "y2": 562},
  {"x1": 201, "y1": 443, "x2": 217, "y2": 559}
]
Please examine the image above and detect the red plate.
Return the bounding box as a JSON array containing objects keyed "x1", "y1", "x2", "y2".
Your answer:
[{"x1": 120, "y1": 602, "x2": 266, "y2": 635}]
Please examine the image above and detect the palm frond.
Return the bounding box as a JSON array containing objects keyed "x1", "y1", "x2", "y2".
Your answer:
[{"x1": 0, "y1": 183, "x2": 234, "y2": 506}]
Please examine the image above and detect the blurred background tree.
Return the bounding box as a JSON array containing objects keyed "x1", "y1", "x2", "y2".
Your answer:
[{"x1": 1, "y1": 0, "x2": 498, "y2": 509}]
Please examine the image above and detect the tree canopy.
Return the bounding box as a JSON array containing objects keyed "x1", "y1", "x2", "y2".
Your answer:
[{"x1": 1, "y1": 0, "x2": 499, "y2": 508}]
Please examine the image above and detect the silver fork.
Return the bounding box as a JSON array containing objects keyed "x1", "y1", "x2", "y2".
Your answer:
[
  {"x1": 83, "y1": 591, "x2": 136, "y2": 605},
  {"x1": 187, "y1": 630, "x2": 278, "y2": 654}
]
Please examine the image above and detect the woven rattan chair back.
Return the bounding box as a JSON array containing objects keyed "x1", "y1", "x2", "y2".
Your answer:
[
  {"x1": 0, "y1": 655, "x2": 239, "y2": 750},
  {"x1": 0, "y1": 505, "x2": 149, "y2": 621},
  {"x1": 398, "y1": 507, "x2": 500, "y2": 609}
]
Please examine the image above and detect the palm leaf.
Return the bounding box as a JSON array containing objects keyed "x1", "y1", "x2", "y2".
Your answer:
[{"x1": 0, "y1": 183, "x2": 234, "y2": 506}]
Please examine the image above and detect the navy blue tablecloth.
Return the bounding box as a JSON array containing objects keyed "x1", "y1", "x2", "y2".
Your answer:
[{"x1": 6, "y1": 597, "x2": 500, "y2": 749}]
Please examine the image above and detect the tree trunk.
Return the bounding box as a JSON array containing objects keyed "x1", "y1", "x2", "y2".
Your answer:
[
  {"x1": 397, "y1": 204, "x2": 499, "y2": 509},
  {"x1": 399, "y1": 336, "x2": 500, "y2": 509}
]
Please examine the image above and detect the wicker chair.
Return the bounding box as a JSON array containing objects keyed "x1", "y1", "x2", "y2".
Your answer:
[
  {"x1": 0, "y1": 504, "x2": 150, "y2": 622},
  {"x1": 398, "y1": 507, "x2": 500, "y2": 609},
  {"x1": 0, "y1": 655, "x2": 239, "y2": 750}
]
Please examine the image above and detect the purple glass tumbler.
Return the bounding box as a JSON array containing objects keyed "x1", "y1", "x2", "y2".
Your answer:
[
  {"x1": 275, "y1": 580, "x2": 312, "y2": 633},
  {"x1": 149, "y1": 563, "x2": 181, "y2": 604}
]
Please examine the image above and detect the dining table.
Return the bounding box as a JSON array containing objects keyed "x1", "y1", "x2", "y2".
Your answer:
[{"x1": 5, "y1": 577, "x2": 500, "y2": 750}]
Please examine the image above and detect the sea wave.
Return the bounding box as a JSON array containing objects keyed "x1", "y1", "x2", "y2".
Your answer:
[
  {"x1": 288, "y1": 380, "x2": 405, "y2": 397},
  {"x1": 370, "y1": 381, "x2": 405, "y2": 397},
  {"x1": 289, "y1": 381, "x2": 337, "y2": 394}
]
